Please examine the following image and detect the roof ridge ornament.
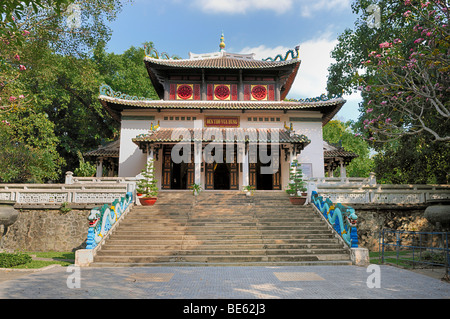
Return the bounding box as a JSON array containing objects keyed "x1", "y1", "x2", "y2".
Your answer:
[
  {"x1": 144, "y1": 45, "x2": 180, "y2": 60},
  {"x1": 219, "y1": 32, "x2": 226, "y2": 52},
  {"x1": 263, "y1": 46, "x2": 300, "y2": 62},
  {"x1": 99, "y1": 84, "x2": 154, "y2": 101}
]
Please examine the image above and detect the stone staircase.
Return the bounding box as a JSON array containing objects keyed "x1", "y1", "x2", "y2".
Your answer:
[{"x1": 90, "y1": 191, "x2": 352, "y2": 266}]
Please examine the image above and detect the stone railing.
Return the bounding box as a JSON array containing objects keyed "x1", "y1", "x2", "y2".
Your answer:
[
  {"x1": 310, "y1": 191, "x2": 359, "y2": 248},
  {"x1": 308, "y1": 182, "x2": 450, "y2": 205},
  {"x1": 76, "y1": 192, "x2": 134, "y2": 266},
  {"x1": 0, "y1": 183, "x2": 129, "y2": 205}
]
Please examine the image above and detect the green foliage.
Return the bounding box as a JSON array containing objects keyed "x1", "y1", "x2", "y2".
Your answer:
[
  {"x1": 0, "y1": 111, "x2": 64, "y2": 183},
  {"x1": 323, "y1": 120, "x2": 374, "y2": 177},
  {"x1": 136, "y1": 159, "x2": 158, "y2": 198},
  {"x1": 286, "y1": 159, "x2": 307, "y2": 196},
  {"x1": 73, "y1": 151, "x2": 96, "y2": 177},
  {"x1": 0, "y1": 252, "x2": 32, "y2": 268}
]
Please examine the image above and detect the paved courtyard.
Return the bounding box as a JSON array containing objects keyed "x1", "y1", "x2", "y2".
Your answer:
[{"x1": 0, "y1": 265, "x2": 449, "y2": 300}]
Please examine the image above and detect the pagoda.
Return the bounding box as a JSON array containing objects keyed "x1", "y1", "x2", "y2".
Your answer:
[{"x1": 96, "y1": 35, "x2": 346, "y2": 191}]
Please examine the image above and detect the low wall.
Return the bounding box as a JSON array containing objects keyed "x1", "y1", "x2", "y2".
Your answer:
[
  {"x1": 352, "y1": 204, "x2": 436, "y2": 252},
  {"x1": 1, "y1": 207, "x2": 90, "y2": 252}
]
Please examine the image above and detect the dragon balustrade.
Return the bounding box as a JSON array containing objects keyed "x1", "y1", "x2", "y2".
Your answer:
[
  {"x1": 85, "y1": 192, "x2": 133, "y2": 249},
  {"x1": 311, "y1": 191, "x2": 359, "y2": 248}
]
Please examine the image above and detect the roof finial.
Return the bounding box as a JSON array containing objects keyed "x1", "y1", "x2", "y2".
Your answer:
[{"x1": 219, "y1": 32, "x2": 225, "y2": 52}]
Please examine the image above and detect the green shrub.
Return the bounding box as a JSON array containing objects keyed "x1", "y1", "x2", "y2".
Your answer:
[{"x1": 0, "y1": 253, "x2": 32, "y2": 268}]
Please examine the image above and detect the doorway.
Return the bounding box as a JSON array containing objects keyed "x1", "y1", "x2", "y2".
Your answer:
[{"x1": 213, "y1": 163, "x2": 230, "y2": 190}]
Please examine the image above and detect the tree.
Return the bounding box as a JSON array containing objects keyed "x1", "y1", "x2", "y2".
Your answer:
[
  {"x1": 323, "y1": 120, "x2": 374, "y2": 177},
  {"x1": 327, "y1": 0, "x2": 449, "y2": 184},
  {"x1": 0, "y1": 0, "x2": 129, "y2": 182},
  {"x1": 358, "y1": 1, "x2": 449, "y2": 143}
]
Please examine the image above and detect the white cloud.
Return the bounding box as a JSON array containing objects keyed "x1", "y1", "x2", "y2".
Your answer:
[
  {"x1": 188, "y1": 0, "x2": 350, "y2": 16},
  {"x1": 241, "y1": 34, "x2": 338, "y2": 99},
  {"x1": 191, "y1": 0, "x2": 294, "y2": 14},
  {"x1": 299, "y1": 0, "x2": 350, "y2": 18}
]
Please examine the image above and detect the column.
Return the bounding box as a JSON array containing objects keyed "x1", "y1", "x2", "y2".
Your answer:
[
  {"x1": 194, "y1": 141, "x2": 202, "y2": 185},
  {"x1": 339, "y1": 159, "x2": 347, "y2": 179},
  {"x1": 242, "y1": 143, "x2": 249, "y2": 187},
  {"x1": 96, "y1": 158, "x2": 103, "y2": 178}
]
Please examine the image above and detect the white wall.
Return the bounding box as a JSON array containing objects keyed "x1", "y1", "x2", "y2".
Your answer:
[{"x1": 118, "y1": 110, "x2": 325, "y2": 182}]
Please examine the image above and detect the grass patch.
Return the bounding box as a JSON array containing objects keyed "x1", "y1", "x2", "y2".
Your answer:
[{"x1": 1, "y1": 251, "x2": 75, "y2": 269}]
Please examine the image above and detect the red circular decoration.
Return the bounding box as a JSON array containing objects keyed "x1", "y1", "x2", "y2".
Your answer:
[
  {"x1": 214, "y1": 85, "x2": 230, "y2": 100},
  {"x1": 177, "y1": 85, "x2": 193, "y2": 99},
  {"x1": 251, "y1": 85, "x2": 267, "y2": 100}
]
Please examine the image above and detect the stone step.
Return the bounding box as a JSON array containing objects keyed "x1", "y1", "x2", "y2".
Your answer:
[
  {"x1": 91, "y1": 192, "x2": 351, "y2": 267},
  {"x1": 93, "y1": 253, "x2": 351, "y2": 264}
]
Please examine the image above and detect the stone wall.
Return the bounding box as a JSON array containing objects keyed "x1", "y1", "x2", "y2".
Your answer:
[
  {"x1": 1, "y1": 207, "x2": 90, "y2": 252},
  {"x1": 353, "y1": 204, "x2": 436, "y2": 251}
]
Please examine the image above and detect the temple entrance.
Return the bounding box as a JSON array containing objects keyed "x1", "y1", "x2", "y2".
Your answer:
[
  {"x1": 256, "y1": 162, "x2": 273, "y2": 190},
  {"x1": 171, "y1": 162, "x2": 188, "y2": 189},
  {"x1": 161, "y1": 145, "x2": 194, "y2": 189},
  {"x1": 214, "y1": 163, "x2": 230, "y2": 190},
  {"x1": 249, "y1": 145, "x2": 281, "y2": 190}
]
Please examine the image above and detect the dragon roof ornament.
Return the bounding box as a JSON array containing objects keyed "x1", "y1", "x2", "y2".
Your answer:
[
  {"x1": 263, "y1": 46, "x2": 300, "y2": 62},
  {"x1": 99, "y1": 84, "x2": 154, "y2": 101}
]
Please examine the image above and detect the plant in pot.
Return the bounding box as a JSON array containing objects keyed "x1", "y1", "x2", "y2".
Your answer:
[
  {"x1": 286, "y1": 159, "x2": 307, "y2": 205},
  {"x1": 136, "y1": 159, "x2": 158, "y2": 206},
  {"x1": 243, "y1": 185, "x2": 255, "y2": 196},
  {"x1": 191, "y1": 183, "x2": 202, "y2": 196}
]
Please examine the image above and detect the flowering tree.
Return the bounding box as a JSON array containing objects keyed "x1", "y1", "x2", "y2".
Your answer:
[{"x1": 358, "y1": 0, "x2": 449, "y2": 143}]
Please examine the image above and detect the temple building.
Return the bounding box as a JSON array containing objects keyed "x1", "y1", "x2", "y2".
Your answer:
[{"x1": 94, "y1": 35, "x2": 347, "y2": 191}]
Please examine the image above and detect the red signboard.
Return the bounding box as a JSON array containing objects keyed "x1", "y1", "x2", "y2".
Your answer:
[{"x1": 204, "y1": 116, "x2": 240, "y2": 127}]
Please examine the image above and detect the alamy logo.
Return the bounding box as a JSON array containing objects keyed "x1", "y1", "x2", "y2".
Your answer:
[
  {"x1": 366, "y1": 264, "x2": 381, "y2": 288},
  {"x1": 66, "y1": 265, "x2": 81, "y2": 289}
]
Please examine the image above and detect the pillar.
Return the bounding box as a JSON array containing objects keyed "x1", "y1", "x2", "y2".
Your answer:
[{"x1": 96, "y1": 158, "x2": 103, "y2": 178}]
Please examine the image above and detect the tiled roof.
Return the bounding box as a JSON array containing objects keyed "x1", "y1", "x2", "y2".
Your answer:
[
  {"x1": 132, "y1": 128, "x2": 310, "y2": 145},
  {"x1": 99, "y1": 95, "x2": 345, "y2": 111},
  {"x1": 324, "y1": 149, "x2": 358, "y2": 159},
  {"x1": 84, "y1": 140, "x2": 120, "y2": 158},
  {"x1": 144, "y1": 55, "x2": 300, "y2": 70}
]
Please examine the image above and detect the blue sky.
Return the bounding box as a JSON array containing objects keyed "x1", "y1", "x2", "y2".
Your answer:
[{"x1": 105, "y1": 0, "x2": 363, "y2": 122}]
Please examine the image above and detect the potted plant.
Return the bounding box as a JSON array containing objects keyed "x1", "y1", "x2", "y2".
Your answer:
[
  {"x1": 286, "y1": 159, "x2": 307, "y2": 205},
  {"x1": 136, "y1": 158, "x2": 158, "y2": 206},
  {"x1": 191, "y1": 183, "x2": 202, "y2": 196},
  {"x1": 243, "y1": 185, "x2": 255, "y2": 196}
]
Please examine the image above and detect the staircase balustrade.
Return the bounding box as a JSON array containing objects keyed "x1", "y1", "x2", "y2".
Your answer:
[
  {"x1": 85, "y1": 192, "x2": 133, "y2": 249},
  {"x1": 311, "y1": 191, "x2": 359, "y2": 248}
]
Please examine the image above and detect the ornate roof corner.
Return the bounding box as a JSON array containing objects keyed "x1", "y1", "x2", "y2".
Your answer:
[{"x1": 286, "y1": 93, "x2": 344, "y2": 103}]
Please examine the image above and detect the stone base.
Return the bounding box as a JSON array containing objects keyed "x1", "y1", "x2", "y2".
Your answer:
[
  {"x1": 75, "y1": 249, "x2": 93, "y2": 267},
  {"x1": 350, "y1": 248, "x2": 370, "y2": 266}
]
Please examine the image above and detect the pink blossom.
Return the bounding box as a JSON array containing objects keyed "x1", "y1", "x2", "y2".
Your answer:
[
  {"x1": 379, "y1": 42, "x2": 392, "y2": 49},
  {"x1": 394, "y1": 38, "x2": 402, "y2": 44},
  {"x1": 381, "y1": 101, "x2": 387, "y2": 105},
  {"x1": 414, "y1": 38, "x2": 424, "y2": 44},
  {"x1": 426, "y1": 32, "x2": 432, "y2": 37},
  {"x1": 14, "y1": 54, "x2": 20, "y2": 61},
  {"x1": 19, "y1": 65, "x2": 26, "y2": 71},
  {"x1": 385, "y1": 118, "x2": 392, "y2": 124},
  {"x1": 404, "y1": 0, "x2": 411, "y2": 4},
  {"x1": 19, "y1": 95, "x2": 25, "y2": 99},
  {"x1": 366, "y1": 108, "x2": 373, "y2": 114},
  {"x1": 9, "y1": 96, "x2": 17, "y2": 102},
  {"x1": 1, "y1": 120, "x2": 11, "y2": 126},
  {"x1": 403, "y1": 10, "x2": 412, "y2": 17},
  {"x1": 421, "y1": 1, "x2": 430, "y2": 8},
  {"x1": 22, "y1": 30, "x2": 30, "y2": 36}
]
